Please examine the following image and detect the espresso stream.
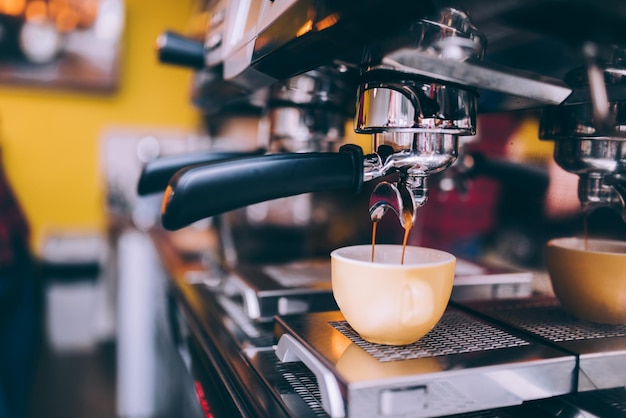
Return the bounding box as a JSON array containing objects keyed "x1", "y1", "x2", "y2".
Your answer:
[
  {"x1": 583, "y1": 215, "x2": 589, "y2": 251},
  {"x1": 371, "y1": 210, "x2": 414, "y2": 264}
]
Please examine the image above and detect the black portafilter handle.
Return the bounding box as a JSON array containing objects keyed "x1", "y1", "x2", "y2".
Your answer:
[
  {"x1": 161, "y1": 144, "x2": 364, "y2": 230},
  {"x1": 137, "y1": 149, "x2": 265, "y2": 196}
]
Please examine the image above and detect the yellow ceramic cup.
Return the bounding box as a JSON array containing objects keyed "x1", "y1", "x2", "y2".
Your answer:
[
  {"x1": 546, "y1": 237, "x2": 626, "y2": 324},
  {"x1": 330, "y1": 244, "x2": 456, "y2": 345}
]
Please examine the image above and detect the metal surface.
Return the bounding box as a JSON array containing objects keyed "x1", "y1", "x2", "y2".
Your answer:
[
  {"x1": 375, "y1": 55, "x2": 571, "y2": 108},
  {"x1": 221, "y1": 259, "x2": 338, "y2": 321},
  {"x1": 194, "y1": 0, "x2": 622, "y2": 112},
  {"x1": 266, "y1": 68, "x2": 353, "y2": 152},
  {"x1": 168, "y1": 272, "x2": 626, "y2": 418},
  {"x1": 352, "y1": 7, "x2": 484, "y2": 216},
  {"x1": 247, "y1": 347, "x2": 332, "y2": 418},
  {"x1": 169, "y1": 281, "x2": 292, "y2": 417},
  {"x1": 539, "y1": 75, "x2": 626, "y2": 219},
  {"x1": 158, "y1": 246, "x2": 624, "y2": 417},
  {"x1": 369, "y1": 180, "x2": 417, "y2": 229},
  {"x1": 451, "y1": 259, "x2": 533, "y2": 301},
  {"x1": 219, "y1": 258, "x2": 535, "y2": 321},
  {"x1": 250, "y1": 349, "x2": 626, "y2": 418},
  {"x1": 354, "y1": 80, "x2": 477, "y2": 135},
  {"x1": 273, "y1": 308, "x2": 575, "y2": 418},
  {"x1": 456, "y1": 297, "x2": 626, "y2": 391}
]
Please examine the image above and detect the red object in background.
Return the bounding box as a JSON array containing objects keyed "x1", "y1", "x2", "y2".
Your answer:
[
  {"x1": 194, "y1": 380, "x2": 214, "y2": 418},
  {"x1": 412, "y1": 113, "x2": 519, "y2": 253}
]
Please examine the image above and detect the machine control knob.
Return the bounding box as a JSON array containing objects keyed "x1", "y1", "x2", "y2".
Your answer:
[{"x1": 156, "y1": 31, "x2": 205, "y2": 69}]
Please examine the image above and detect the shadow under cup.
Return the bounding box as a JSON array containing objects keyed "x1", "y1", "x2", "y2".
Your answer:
[{"x1": 330, "y1": 245, "x2": 456, "y2": 346}]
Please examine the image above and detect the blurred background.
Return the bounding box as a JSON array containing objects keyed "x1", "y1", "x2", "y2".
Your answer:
[{"x1": 0, "y1": 0, "x2": 204, "y2": 417}]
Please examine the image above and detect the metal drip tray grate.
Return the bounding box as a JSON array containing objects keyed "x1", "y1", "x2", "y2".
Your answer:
[
  {"x1": 457, "y1": 298, "x2": 626, "y2": 391},
  {"x1": 330, "y1": 310, "x2": 530, "y2": 362},
  {"x1": 471, "y1": 299, "x2": 626, "y2": 342},
  {"x1": 274, "y1": 309, "x2": 576, "y2": 417},
  {"x1": 274, "y1": 359, "x2": 328, "y2": 417}
]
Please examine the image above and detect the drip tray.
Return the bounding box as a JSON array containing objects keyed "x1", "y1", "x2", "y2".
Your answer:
[
  {"x1": 222, "y1": 260, "x2": 338, "y2": 322},
  {"x1": 272, "y1": 308, "x2": 576, "y2": 418},
  {"x1": 247, "y1": 351, "x2": 626, "y2": 418},
  {"x1": 455, "y1": 297, "x2": 626, "y2": 391}
]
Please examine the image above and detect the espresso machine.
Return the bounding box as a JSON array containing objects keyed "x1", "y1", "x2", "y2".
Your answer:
[
  {"x1": 142, "y1": 5, "x2": 534, "y2": 320},
  {"x1": 142, "y1": 1, "x2": 626, "y2": 417}
]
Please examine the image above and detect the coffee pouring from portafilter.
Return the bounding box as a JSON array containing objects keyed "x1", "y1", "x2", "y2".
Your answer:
[{"x1": 159, "y1": 8, "x2": 487, "y2": 232}]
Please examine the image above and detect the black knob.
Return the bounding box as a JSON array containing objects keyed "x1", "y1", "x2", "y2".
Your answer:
[{"x1": 156, "y1": 31, "x2": 205, "y2": 69}]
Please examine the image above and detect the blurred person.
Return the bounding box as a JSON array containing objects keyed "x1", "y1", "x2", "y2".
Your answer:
[{"x1": 0, "y1": 146, "x2": 38, "y2": 418}]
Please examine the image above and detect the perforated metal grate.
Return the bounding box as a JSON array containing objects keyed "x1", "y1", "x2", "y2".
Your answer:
[
  {"x1": 480, "y1": 300, "x2": 626, "y2": 342},
  {"x1": 272, "y1": 354, "x2": 329, "y2": 417},
  {"x1": 330, "y1": 310, "x2": 530, "y2": 362}
]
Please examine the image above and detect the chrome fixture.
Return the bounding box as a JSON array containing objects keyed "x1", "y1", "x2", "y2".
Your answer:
[
  {"x1": 540, "y1": 47, "x2": 626, "y2": 220},
  {"x1": 357, "y1": 7, "x2": 485, "y2": 226},
  {"x1": 265, "y1": 68, "x2": 352, "y2": 153}
]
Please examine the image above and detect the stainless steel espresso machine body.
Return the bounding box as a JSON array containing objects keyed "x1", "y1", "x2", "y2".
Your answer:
[{"x1": 144, "y1": 1, "x2": 626, "y2": 417}]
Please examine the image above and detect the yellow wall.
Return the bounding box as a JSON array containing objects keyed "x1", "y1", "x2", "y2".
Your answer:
[{"x1": 0, "y1": 0, "x2": 201, "y2": 252}]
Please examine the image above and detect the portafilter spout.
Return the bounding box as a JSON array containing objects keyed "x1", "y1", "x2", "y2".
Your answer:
[
  {"x1": 369, "y1": 180, "x2": 416, "y2": 229},
  {"x1": 363, "y1": 132, "x2": 459, "y2": 226}
]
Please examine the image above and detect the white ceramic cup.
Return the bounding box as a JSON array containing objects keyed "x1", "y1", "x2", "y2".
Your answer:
[{"x1": 330, "y1": 244, "x2": 456, "y2": 345}]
